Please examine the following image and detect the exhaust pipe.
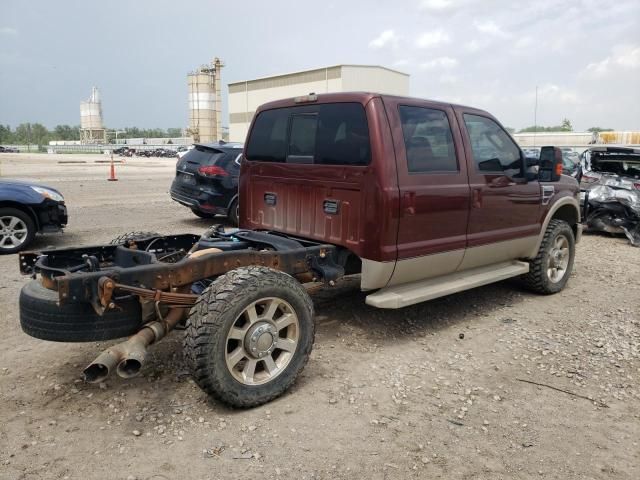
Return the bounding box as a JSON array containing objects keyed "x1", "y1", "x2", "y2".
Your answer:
[
  {"x1": 83, "y1": 308, "x2": 185, "y2": 383},
  {"x1": 83, "y1": 348, "x2": 122, "y2": 383}
]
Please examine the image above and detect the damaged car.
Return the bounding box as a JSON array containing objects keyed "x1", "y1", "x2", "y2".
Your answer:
[{"x1": 580, "y1": 145, "x2": 640, "y2": 246}]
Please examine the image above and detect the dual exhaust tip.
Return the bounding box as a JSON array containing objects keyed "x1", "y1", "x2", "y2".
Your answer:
[
  {"x1": 83, "y1": 343, "x2": 147, "y2": 383},
  {"x1": 82, "y1": 308, "x2": 185, "y2": 384}
]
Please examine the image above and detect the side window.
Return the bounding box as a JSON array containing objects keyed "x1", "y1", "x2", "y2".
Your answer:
[
  {"x1": 288, "y1": 114, "x2": 318, "y2": 163},
  {"x1": 463, "y1": 114, "x2": 523, "y2": 177},
  {"x1": 399, "y1": 106, "x2": 458, "y2": 173}
]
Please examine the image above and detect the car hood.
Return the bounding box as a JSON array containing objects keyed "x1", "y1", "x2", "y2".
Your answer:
[{"x1": 0, "y1": 178, "x2": 63, "y2": 195}]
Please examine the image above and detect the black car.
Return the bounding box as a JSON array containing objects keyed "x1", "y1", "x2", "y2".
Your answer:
[
  {"x1": 0, "y1": 146, "x2": 20, "y2": 153},
  {"x1": 170, "y1": 142, "x2": 243, "y2": 225},
  {"x1": 0, "y1": 179, "x2": 67, "y2": 253}
]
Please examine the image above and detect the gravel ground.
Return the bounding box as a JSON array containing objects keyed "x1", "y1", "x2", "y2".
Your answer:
[{"x1": 0, "y1": 154, "x2": 638, "y2": 480}]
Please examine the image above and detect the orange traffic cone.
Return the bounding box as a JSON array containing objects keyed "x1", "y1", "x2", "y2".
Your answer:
[{"x1": 108, "y1": 154, "x2": 118, "y2": 181}]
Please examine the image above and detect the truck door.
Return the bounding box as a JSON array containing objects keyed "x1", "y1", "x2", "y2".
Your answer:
[
  {"x1": 383, "y1": 98, "x2": 471, "y2": 287},
  {"x1": 455, "y1": 110, "x2": 541, "y2": 270}
]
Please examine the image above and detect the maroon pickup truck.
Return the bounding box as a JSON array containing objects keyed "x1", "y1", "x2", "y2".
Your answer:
[{"x1": 18, "y1": 92, "x2": 581, "y2": 407}]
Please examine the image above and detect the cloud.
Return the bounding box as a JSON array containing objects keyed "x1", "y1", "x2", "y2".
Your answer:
[
  {"x1": 393, "y1": 58, "x2": 411, "y2": 67},
  {"x1": 584, "y1": 44, "x2": 640, "y2": 76},
  {"x1": 474, "y1": 20, "x2": 509, "y2": 38},
  {"x1": 439, "y1": 73, "x2": 459, "y2": 84},
  {"x1": 518, "y1": 84, "x2": 580, "y2": 105},
  {"x1": 415, "y1": 30, "x2": 450, "y2": 48},
  {"x1": 420, "y1": 56, "x2": 458, "y2": 69},
  {"x1": 514, "y1": 36, "x2": 533, "y2": 49},
  {"x1": 0, "y1": 27, "x2": 18, "y2": 35},
  {"x1": 464, "y1": 39, "x2": 482, "y2": 52},
  {"x1": 419, "y1": 0, "x2": 454, "y2": 11},
  {"x1": 368, "y1": 29, "x2": 399, "y2": 49}
]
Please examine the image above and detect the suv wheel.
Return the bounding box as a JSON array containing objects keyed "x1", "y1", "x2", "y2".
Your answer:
[
  {"x1": 228, "y1": 198, "x2": 239, "y2": 227},
  {"x1": 0, "y1": 207, "x2": 36, "y2": 254},
  {"x1": 523, "y1": 219, "x2": 575, "y2": 294},
  {"x1": 184, "y1": 266, "x2": 315, "y2": 407}
]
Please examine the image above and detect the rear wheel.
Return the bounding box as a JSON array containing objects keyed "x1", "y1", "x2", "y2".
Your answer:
[
  {"x1": 228, "y1": 198, "x2": 239, "y2": 227},
  {"x1": 522, "y1": 219, "x2": 575, "y2": 294},
  {"x1": 0, "y1": 207, "x2": 36, "y2": 254},
  {"x1": 184, "y1": 266, "x2": 315, "y2": 407}
]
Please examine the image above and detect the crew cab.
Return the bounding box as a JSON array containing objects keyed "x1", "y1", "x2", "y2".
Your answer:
[{"x1": 17, "y1": 93, "x2": 581, "y2": 408}]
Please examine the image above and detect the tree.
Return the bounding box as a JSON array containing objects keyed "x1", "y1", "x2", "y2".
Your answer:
[
  {"x1": 53, "y1": 124, "x2": 80, "y2": 141},
  {"x1": 0, "y1": 125, "x2": 14, "y2": 144},
  {"x1": 31, "y1": 123, "x2": 50, "y2": 145},
  {"x1": 560, "y1": 118, "x2": 573, "y2": 132},
  {"x1": 14, "y1": 123, "x2": 33, "y2": 144},
  {"x1": 518, "y1": 121, "x2": 575, "y2": 133},
  {"x1": 587, "y1": 127, "x2": 614, "y2": 133}
]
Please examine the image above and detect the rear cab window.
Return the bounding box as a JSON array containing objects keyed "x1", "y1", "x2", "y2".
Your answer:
[{"x1": 246, "y1": 103, "x2": 371, "y2": 166}]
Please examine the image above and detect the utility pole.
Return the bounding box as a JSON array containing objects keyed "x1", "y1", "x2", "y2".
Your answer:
[{"x1": 533, "y1": 85, "x2": 538, "y2": 147}]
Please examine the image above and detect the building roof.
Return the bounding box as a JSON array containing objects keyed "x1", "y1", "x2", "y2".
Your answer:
[{"x1": 228, "y1": 64, "x2": 409, "y2": 86}]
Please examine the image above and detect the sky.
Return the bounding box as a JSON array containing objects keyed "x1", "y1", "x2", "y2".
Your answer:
[{"x1": 0, "y1": 0, "x2": 639, "y2": 132}]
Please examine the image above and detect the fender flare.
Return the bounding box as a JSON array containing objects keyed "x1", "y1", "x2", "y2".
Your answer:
[{"x1": 527, "y1": 196, "x2": 581, "y2": 258}]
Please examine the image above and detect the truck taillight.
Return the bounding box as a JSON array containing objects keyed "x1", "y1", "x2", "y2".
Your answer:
[{"x1": 198, "y1": 165, "x2": 228, "y2": 177}]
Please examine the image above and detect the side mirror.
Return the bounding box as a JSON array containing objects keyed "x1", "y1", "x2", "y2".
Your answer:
[{"x1": 538, "y1": 146, "x2": 563, "y2": 182}]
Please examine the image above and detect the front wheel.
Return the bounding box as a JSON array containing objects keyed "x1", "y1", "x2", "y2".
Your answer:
[
  {"x1": 0, "y1": 207, "x2": 36, "y2": 254},
  {"x1": 183, "y1": 266, "x2": 315, "y2": 407},
  {"x1": 522, "y1": 219, "x2": 575, "y2": 294}
]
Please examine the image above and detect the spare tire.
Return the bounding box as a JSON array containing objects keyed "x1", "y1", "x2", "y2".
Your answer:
[
  {"x1": 110, "y1": 231, "x2": 161, "y2": 245},
  {"x1": 19, "y1": 280, "x2": 143, "y2": 342}
]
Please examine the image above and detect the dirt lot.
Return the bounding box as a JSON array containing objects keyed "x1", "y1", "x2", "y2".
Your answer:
[{"x1": 0, "y1": 153, "x2": 638, "y2": 480}]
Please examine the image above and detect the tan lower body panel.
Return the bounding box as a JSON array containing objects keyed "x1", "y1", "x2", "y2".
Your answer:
[
  {"x1": 361, "y1": 236, "x2": 537, "y2": 291},
  {"x1": 365, "y1": 260, "x2": 530, "y2": 309},
  {"x1": 457, "y1": 235, "x2": 538, "y2": 271}
]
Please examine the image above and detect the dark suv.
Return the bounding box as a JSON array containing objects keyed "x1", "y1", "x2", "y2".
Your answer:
[{"x1": 170, "y1": 142, "x2": 243, "y2": 225}]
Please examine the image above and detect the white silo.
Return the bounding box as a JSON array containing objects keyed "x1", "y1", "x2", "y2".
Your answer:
[
  {"x1": 80, "y1": 86, "x2": 106, "y2": 144},
  {"x1": 187, "y1": 58, "x2": 223, "y2": 143}
]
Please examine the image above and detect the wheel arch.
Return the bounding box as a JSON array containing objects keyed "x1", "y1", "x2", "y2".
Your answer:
[
  {"x1": 0, "y1": 201, "x2": 40, "y2": 231},
  {"x1": 527, "y1": 196, "x2": 580, "y2": 258}
]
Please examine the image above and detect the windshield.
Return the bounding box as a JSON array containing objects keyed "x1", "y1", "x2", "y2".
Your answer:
[{"x1": 591, "y1": 152, "x2": 640, "y2": 178}]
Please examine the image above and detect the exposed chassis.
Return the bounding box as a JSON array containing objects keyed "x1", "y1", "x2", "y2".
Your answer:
[{"x1": 19, "y1": 228, "x2": 346, "y2": 316}]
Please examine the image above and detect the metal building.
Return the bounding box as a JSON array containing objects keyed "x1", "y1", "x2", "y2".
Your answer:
[
  {"x1": 80, "y1": 87, "x2": 106, "y2": 144},
  {"x1": 188, "y1": 58, "x2": 224, "y2": 143},
  {"x1": 228, "y1": 64, "x2": 410, "y2": 142}
]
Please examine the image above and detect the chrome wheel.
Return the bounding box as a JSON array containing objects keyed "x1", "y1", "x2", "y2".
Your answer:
[
  {"x1": 547, "y1": 234, "x2": 570, "y2": 283},
  {"x1": 225, "y1": 297, "x2": 299, "y2": 386},
  {"x1": 0, "y1": 216, "x2": 29, "y2": 250}
]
